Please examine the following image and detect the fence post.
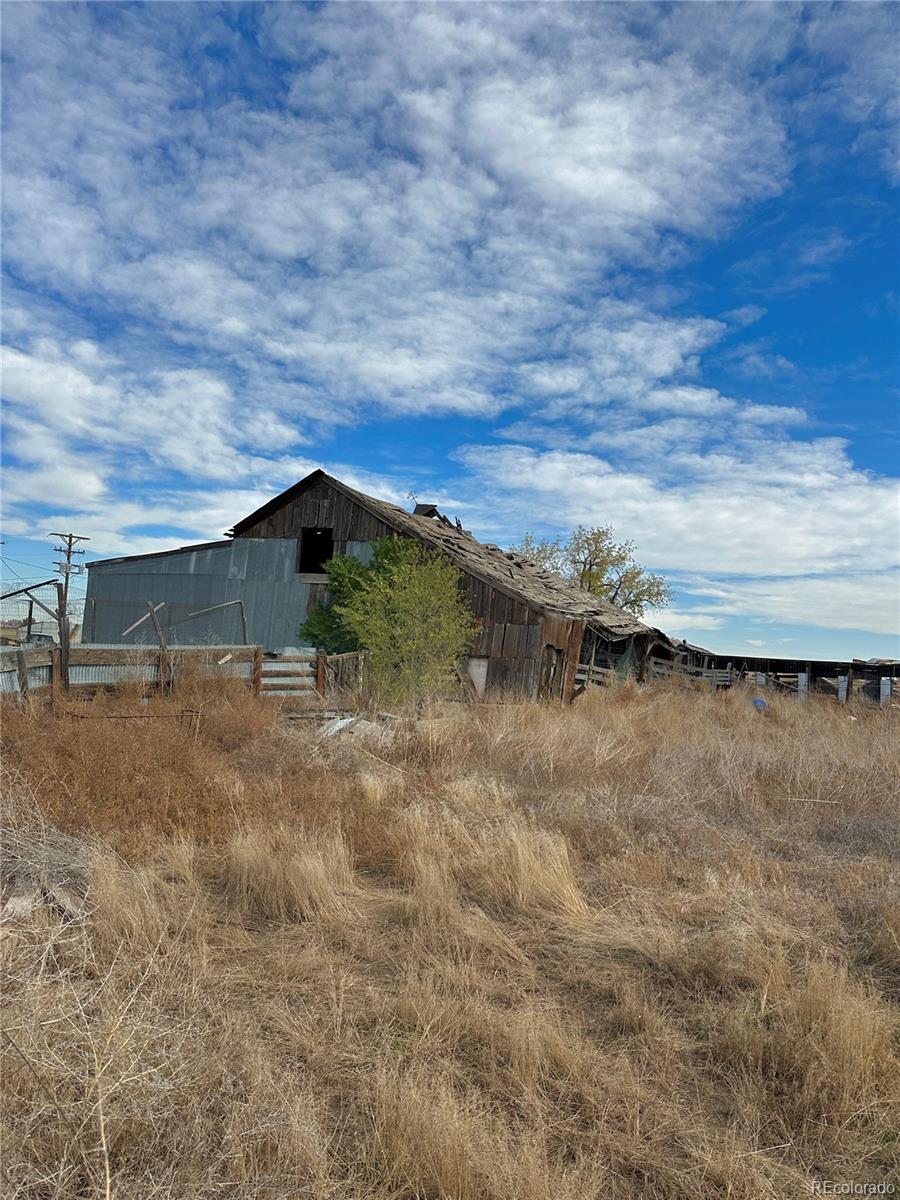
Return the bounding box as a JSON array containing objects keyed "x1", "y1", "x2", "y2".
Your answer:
[
  {"x1": 50, "y1": 647, "x2": 61, "y2": 707},
  {"x1": 15, "y1": 650, "x2": 29, "y2": 703},
  {"x1": 316, "y1": 649, "x2": 326, "y2": 697},
  {"x1": 880, "y1": 677, "x2": 892, "y2": 706},
  {"x1": 252, "y1": 645, "x2": 263, "y2": 695},
  {"x1": 837, "y1": 675, "x2": 848, "y2": 704},
  {"x1": 797, "y1": 671, "x2": 809, "y2": 701},
  {"x1": 55, "y1": 582, "x2": 70, "y2": 692}
]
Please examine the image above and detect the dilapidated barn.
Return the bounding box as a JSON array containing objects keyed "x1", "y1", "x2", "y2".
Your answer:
[{"x1": 86, "y1": 469, "x2": 675, "y2": 701}]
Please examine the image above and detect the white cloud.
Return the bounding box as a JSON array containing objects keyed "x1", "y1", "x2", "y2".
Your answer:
[
  {"x1": 0, "y1": 2, "x2": 787, "y2": 436},
  {"x1": 0, "y1": 2, "x2": 896, "y2": 648},
  {"x1": 677, "y1": 574, "x2": 900, "y2": 639},
  {"x1": 638, "y1": 386, "x2": 734, "y2": 417},
  {"x1": 723, "y1": 304, "x2": 767, "y2": 328},
  {"x1": 454, "y1": 443, "x2": 900, "y2": 584},
  {"x1": 802, "y1": 3, "x2": 900, "y2": 181},
  {"x1": 0, "y1": 339, "x2": 311, "y2": 492},
  {"x1": 732, "y1": 227, "x2": 853, "y2": 295},
  {"x1": 738, "y1": 403, "x2": 806, "y2": 425},
  {"x1": 644, "y1": 610, "x2": 726, "y2": 634}
]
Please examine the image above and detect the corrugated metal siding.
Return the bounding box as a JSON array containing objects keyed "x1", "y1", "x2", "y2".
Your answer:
[
  {"x1": 69, "y1": 663, "x2": 159, "y2": 686},
  {"x1": 0, "y1": 645, "x2": 255, "y2": 697},
  {"x1": 346, "y1": 540, "x2": 375, "y2": 564},
  {"x1": 86, "y1": 540, "x2": 312, "y2": 651}
]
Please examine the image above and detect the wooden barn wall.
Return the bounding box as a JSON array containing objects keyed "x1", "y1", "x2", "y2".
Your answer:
[
  {"x1": 461, "y1": 573, "x2": 545, "y2": 698},
  {"x1": 540, "y1": 615, "x2": 586, "y2": 702},
  {"x1": 236, "y1": 481, "x2": 397, "y2": 549},
  {"x1": 236, "y1": 480, "x2": 582, "y2": 699}
]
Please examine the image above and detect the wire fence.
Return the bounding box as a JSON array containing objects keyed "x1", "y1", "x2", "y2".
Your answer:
[
  {"x1": 0, "y1": 581, "x2": 64, "y2": 647},
  {"x1": 0, "y1": 644, "x2": 261, "y2": 699}
]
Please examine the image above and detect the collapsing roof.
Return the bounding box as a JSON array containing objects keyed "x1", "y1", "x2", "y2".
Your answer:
[{"x1": 231, "y1": 470, "x2": 670, "y2": 647}]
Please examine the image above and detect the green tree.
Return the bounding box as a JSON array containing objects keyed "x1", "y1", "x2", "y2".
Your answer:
[
  {"x1": 509, "y1": 525, "x2": 673, "y2": 617},
  {"x1": 508, "y1": 532, "x2": 565, "y2": 574},
  {"x1": 300, "y1": 538, "x2": 478, "y2": 704},
  {"x1": 298, "y1": 552, "x2": 370, "y2": 653}
]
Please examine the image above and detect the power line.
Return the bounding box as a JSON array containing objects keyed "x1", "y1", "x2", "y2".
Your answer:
[
  {"x1": 0, "y1": 556, "x2": 58, "y2": 572},
  {"x1": 0, "y1": 559, "x2": 35, "y2": 584}
]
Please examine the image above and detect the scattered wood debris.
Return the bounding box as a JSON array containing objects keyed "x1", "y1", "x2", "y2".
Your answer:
[
  {"x1": 320, "y1": 714, "x2": 397, "y2": 747},
  {"x1": 1, "y1": 823, "x2": 92, "y2": 925}
]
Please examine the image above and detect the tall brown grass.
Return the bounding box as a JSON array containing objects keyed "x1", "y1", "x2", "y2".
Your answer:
[{"x1": 2, "y1": 682, "x2": 897, "y2": 1198}]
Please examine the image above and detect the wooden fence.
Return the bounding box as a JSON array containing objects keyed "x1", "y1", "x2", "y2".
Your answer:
[
  {"x1": 257, "y1": 651, "x2": 365, "y2": 699},
  {"x1": 577, "y1": 653, "x2": 898, "y2": 705},
  {"x1": 0, "y1": 645, "x2": 366, "y2": 703}
]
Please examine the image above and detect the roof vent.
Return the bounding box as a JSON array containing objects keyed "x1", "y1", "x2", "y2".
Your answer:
[{"x1": 413, "y1": 503, "x2": 439, "y2": 517}]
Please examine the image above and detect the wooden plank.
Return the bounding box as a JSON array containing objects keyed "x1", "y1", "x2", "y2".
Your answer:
[
  {"x1": 147, "y1": 602, "x2": 168, "y2": 651},
  {"x1": 15, "y1": 650, "x2": 29, "y2": 701},
  {"x1": 68, "y1": 646, "x2": 259, "y2": 666},
  {"x1": 172, "y1": 647, "x2": 258, "y2": 664},
  {"x1": 259, "y1": 681, "x2": 316, "y2": 691},
  {"x1": 68, "y1": 648, "x2": 157, "y2": 666},
  {"x1": 489, "y1": 623, "x2": 506, "y2": 658},
  {"x1": 15, "y1": 647, "x2": 53, "y2": 669},
  {"x1": 259, "y1": 669, "x2": 315, "y2": 679},
  {"x1": 50, "y1": 647, "x2": 61, "y2": 706},
  {"x1": 503, "y1": 624, "x2": 524, "y2": 658}
]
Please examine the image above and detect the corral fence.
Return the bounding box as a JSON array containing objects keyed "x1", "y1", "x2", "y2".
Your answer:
[
  {"x1": 0, "y1": 644, "x2": 365, "y2": 703},
  {"x1": 257, "y1": 651, "x2": 364, "y2": 699},
  {"x1": 575, "y1": 655, "x2": 899, "y2": 706}
]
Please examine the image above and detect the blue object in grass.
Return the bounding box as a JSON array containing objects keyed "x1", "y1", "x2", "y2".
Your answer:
[{"x1": 751, "y1": 697, "x2": 768, "y2": 713}]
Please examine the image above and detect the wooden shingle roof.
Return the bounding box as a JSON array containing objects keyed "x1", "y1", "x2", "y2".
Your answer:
[{"x1": 232, "y1": 470, "x2": 670, "y2": 645}]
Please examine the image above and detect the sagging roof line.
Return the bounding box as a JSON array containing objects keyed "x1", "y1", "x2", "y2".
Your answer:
[{"x1": 231, "y1": 470, "x2": 669, "y2": 646}]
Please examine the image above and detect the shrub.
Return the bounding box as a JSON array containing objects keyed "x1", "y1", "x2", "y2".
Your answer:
[{"x1": 335, "y1": 539, "x2": 478, "y2": 706}]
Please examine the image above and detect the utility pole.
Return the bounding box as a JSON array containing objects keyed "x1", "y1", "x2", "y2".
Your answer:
[
  {"x1": 48, "y1": 533, "x2": 89, "y2": 687},
  {"x1": 49, "y1": 532, "x2": 90, "y2": 616}
]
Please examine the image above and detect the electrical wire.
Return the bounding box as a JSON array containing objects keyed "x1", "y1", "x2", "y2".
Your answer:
[{"x1": 0, "y1": 556, "x2": 58, "y2": 572}]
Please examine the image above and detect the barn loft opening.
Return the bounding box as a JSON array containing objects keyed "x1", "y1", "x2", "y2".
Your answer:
[{"x1": 297, "y1": 527, "x2": 334, "y2": 574}]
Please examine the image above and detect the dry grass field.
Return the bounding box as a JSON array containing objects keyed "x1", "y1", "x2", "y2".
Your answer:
[{"x1": 1, "y1": 681, "x2": 898, "y2": 1199}]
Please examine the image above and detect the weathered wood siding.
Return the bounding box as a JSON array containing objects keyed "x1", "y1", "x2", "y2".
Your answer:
[
  {"x1": 540, "y1": 614, "x2": 586, "y2": 701},
  {"x1": 234, "y1": 479, "x2": 580, "y2": 699},
  {"x1": 237, "y1": 480, "x2": 397, "y2": 548}
]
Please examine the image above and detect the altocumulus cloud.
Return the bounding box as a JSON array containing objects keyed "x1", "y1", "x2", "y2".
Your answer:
[{"x1": 1, "y1": 3, "x2": 898, "y2": 643}]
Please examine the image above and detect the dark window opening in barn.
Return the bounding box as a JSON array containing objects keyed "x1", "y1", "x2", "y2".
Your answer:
[{"x1": 297, "y1": 527, "x2": 334, "y2": 574}]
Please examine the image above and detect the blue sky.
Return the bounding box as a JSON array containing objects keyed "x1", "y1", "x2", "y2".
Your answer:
[{"x1": 2, "y1": 1, "x2": 898, "y2": 658}]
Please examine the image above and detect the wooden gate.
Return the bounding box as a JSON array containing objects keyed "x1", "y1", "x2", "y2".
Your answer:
[{"x1": 258, "y1": 654, "x2": 322, "y2": 699}]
